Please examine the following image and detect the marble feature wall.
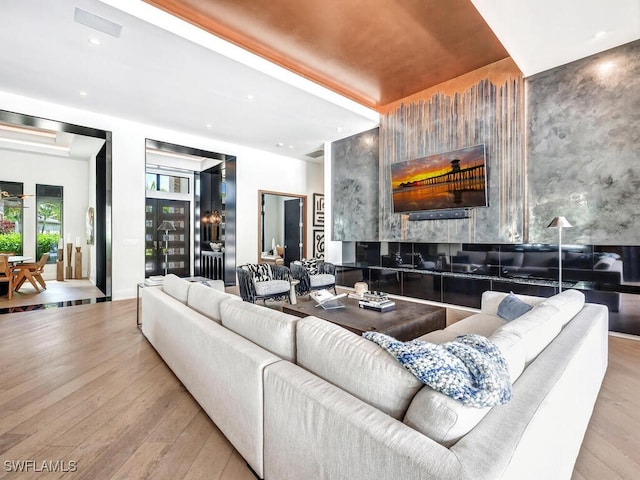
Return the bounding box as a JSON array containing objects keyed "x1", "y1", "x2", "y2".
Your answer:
[
  {"x1": 332, "y1": 128, "x2": 379, "y2": 240},
  {"x1": 527, "y1": 40, "x2": 640, "y2": 245},
  {"x1": 380, "y1": 75, "x2": 525, "y2": 243}
]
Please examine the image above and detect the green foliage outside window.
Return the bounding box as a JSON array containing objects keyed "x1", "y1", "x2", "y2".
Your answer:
[
  {"x1": 0, "y1": 232, "x2": 22, "y2": 255},
  {"x1": 37, "y1": 233, "x2": 60, "y2": 261}
]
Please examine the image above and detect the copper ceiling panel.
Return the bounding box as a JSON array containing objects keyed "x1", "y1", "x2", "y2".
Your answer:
[{"x1": 144, "y1": 0, "x2": 510, "y2": 110}]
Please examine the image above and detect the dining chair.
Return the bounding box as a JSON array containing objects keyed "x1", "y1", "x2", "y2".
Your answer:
[
  {"x1": 0, "y1": 255, "x2": 16, "y2": 300},
  {"x1": 14, "y1": 253, "x2": 49, "y2": 293}
]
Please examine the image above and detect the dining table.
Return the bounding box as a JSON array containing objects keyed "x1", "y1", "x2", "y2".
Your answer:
[{"x1": 8, "y1": 255, "x2": 33, "y2": 264}]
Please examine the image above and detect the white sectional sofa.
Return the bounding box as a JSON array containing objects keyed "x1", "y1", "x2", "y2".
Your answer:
[{"x1": 141, "y1": 274, "x2": 608, "y2": 480}]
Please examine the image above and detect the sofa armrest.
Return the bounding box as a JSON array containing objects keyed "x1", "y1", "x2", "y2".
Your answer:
[{"x1": 263, "y1": 361, "x2": 467, "y2": 480}]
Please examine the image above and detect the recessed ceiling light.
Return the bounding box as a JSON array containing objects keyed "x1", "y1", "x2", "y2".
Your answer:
[
  {"x1": 79, "y1": 91, "x2": 88, "y2": 96},
  {"x1": 206, "y1": 123, "x2": 212, "y2": 128},
  {"x1": 88, "y1": 37, "x2": 101, "y2": 46},
  {"x1": 247, "y1": 94, "x2": 254, "y2": 101},
  {"x1": 276, "y1": 142, "x2": 284, "y2": 147},
  {"x1": 594, "y1": 31, "x2": 607, "y2": 39},
  {"x1": 288, "y1": 145, "x2": 294, "y2": 149},
  {"x1": 336, "y1": 126, "x2": 343, "y2": 133}
]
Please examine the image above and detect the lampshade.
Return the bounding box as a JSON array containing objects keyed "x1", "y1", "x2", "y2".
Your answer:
[
  {"x1": 209, "y1": 210, "x2": 222, "y2": 225},
  {"x1": 546, "y1": 216, "x2": 573, "y2": 228},
  {"x1": 157, "y1": 220, "x2": 176, "y2": 231}
]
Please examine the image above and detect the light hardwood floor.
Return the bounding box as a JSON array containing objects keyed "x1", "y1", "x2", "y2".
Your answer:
[
  {"x1": 0, "y1": 300, "x2": 255, "y2": 480},
  {"x1": 0, "y1": 300, "x2": 638, "y2": 479}
]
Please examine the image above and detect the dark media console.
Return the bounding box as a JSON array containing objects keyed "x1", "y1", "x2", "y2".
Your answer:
[{"x1": 337, "y1": 241, "x2": 640, "y2": 336}]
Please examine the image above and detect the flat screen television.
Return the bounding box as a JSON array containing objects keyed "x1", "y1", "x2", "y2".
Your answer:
[{"x1": 391, "y1": 144, "x2": 488, "y2": 213}]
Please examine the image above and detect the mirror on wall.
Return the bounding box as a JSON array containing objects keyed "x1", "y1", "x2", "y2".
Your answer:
[{"x1": 258, "y1": 190, "x2": 307, "y2": 266}]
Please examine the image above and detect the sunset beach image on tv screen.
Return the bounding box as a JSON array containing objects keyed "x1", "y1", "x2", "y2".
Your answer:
[{"x1": 391, "y1": 144, "x2": 487, "y2": 213}]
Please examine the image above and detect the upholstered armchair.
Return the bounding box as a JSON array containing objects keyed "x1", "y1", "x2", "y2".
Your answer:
[
  {"x1": 236, "y1": 263, "x2": 292, "y2": 303},
  {"x1": 290, "y1": 259, "x2": 336, "y2": 296}
]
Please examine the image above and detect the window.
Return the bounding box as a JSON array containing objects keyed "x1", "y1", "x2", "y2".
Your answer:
[
  {"x1": 36, "y1": 184, "x2": 63, "y2": 264},
  {"x1": 0, "y1": 181, "x2": 24, "y2": 255},
  {"x1": 146, "y1": 172, "x2": 190, "y2": 194}
]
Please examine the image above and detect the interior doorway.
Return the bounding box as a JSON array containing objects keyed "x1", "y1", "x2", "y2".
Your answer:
[
  {"x1": 259, "y1": 190, "x2": 307, "y2": 265},
  {"x1": 145, "y1": 139, "x2": 236, "y2": 284},
  {"x1": 145, "y1": 198, "x2": 190, "y2": 277},
  {"x1": 284, "y1": 198, "x2": 303, "y2": 265},
  {"x1": 0, "y1": 110, "x2": 112, "y2": 309}
]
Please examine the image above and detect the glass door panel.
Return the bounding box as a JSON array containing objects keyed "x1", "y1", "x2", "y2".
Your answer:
[{"x1": 145, "y1": 198, "x2": 190, "y2": 277}]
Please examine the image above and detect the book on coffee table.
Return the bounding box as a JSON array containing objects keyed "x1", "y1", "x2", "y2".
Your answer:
[
  {"x1": 359, "y1": 299, "x2": 397, "y2": 312},
  {"x1": 310, "y1": 290, "x2": 347, "y2": 310}
]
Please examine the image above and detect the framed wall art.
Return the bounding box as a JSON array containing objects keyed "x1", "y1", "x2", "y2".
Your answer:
[
  {"x1": 313, "y1": 193, "x2": 324, "y2": 227},
  {"x1": 313, "y1": 229, "x2": 325, "y2": 259}
]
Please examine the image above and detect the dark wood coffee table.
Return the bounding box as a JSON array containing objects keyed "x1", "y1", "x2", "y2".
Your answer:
[{"x1": 282, "y1": 296, "x2": 445, "y2": 341}]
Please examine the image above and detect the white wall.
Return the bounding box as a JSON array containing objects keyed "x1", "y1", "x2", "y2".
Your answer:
[
  {"x1": 236, "y1": 154, "x2": 323, "y2": 266},
  {"x1": 0, "y1": 90, "x2": 323, "y2": 299},
  {"x1": 0, "y1": 149, "x2": 90, "y2": 279},
  {"x1": 323, "y1": 140, "x2": 342, "y2": 264}
]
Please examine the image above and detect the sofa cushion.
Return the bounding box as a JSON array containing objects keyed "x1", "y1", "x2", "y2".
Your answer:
[
  {"x1": 221, "y1": 300, "x2": 299, "y2": 362},
  {"x1": 309, "y1": 273, "x2": 335, "y2": 287},
  {"x1": 481, "y1": 291, "x2": 546, "y2": 317},
  {"x1": 162, "y1": 274, "x2": 190, "y2": 303},
  {"x1": 497, "y1": 292, "x2": 533, "y2": 321},
  {"x1": 404, "y1": 386, "x2": 491, "y2": 447},
  {"x1": 417, "y1": 312, "x2": 506, "y2": 346},
  {"x1": 538, "y1": 289, "x2": 585, "y2": 328},
  {"x1": 497, "y1": 303, "x2": 562, "y2": 363},
  {"x1": 296, "y1": 316, "x2": 423, "y2": 420},
  {"x1": 489, "y1": 329, "x2": 525, "y2": 383},
  {"x1": 403, "y1": 327, "x2": 525, "y2": 448},
  {"x1": 254, "y1": 280, "x2": 290, "y2": 297},
  {"x1": 187, "y1": 282, "x2": 240, "y2": 323}
]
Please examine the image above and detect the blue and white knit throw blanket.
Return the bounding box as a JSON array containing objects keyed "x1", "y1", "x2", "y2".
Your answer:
[{"x1": 363, "y1": 332, "x2": 512, "y2": 408}]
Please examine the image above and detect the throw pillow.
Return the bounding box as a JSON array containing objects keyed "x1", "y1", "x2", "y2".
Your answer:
[
  {"x1": 302, "y1": 258, "x2": 318, "y2": 275},
  {"x1": 243, "y1": 263, "x2": 272, "y2": 282},
  {"x1": 497, "y1": 292, "x2": 533, "y2": 321}
]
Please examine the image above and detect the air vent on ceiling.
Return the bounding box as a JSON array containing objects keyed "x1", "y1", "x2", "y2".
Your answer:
[
  {"x1": 74, "y1": 8, "x2": 122, "y2": 38},
  {"x1": 306, "y1": 149, "x2": 324, "y2": 159}
]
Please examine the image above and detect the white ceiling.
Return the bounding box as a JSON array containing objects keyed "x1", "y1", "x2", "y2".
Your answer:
[
  {"x1": 471, "y1": 0, "x2": 640, "y2": 77},
  {"x1": 0, "y1": 0, "x2": 638, "y2": 162},
  {"x1": 0, "y1": 0, "x2": 379, "y2": 162}
]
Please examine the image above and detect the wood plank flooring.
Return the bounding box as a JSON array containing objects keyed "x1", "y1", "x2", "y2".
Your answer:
[
  {"x1": 0, "y1": 299, "x2": 638, "y2": 479},
  {"x1": 0, "y1": 300, "x2": 255, "y2": 480}
]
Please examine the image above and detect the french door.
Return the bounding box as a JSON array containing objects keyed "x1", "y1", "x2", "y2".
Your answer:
[{"x1": 145, "y1": 199, "x2": 190, "y2": 277}]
